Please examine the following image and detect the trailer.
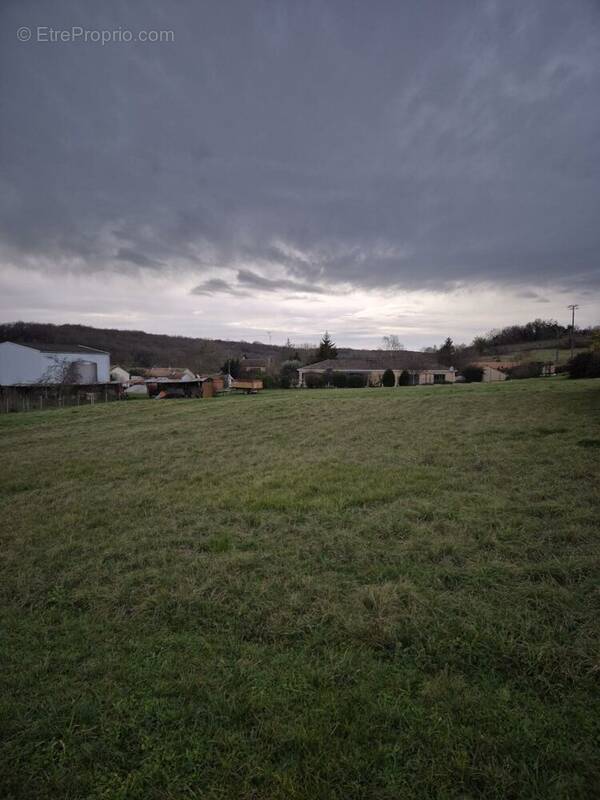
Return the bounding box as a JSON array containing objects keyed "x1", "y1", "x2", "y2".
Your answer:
[{"x1": 231, "y1": 379, "x2": 263, "y2": 394}]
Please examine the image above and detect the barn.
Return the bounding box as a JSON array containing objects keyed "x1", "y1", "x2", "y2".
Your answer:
[{"x1": 0, "y1": 342, "x2": 110, "y2": 385}]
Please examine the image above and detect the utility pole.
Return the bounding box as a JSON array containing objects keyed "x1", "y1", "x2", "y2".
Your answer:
[{"x1": 567, "y1": 304, "x2": 579, "y2": 361}]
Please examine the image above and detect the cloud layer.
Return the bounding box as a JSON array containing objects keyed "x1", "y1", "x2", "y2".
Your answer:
[{"x1": 1, "y1": 0, "x2": 599, "y2": 339}]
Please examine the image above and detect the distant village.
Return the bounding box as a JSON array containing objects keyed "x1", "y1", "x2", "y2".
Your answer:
[{"x1": 0, "y1": 325, "x2": 575, "y2": 414}]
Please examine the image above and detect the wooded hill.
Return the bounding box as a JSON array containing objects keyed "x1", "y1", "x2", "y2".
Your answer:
[
  {"x1": 1, "y1": 318, "x2": 595, "y2": 375},
  {"x1": 0, "y1": 322, "x2": 293, "y2": 374},
  {"x1": 0, "y1": 321, "x2": 376, "y2": 374}
]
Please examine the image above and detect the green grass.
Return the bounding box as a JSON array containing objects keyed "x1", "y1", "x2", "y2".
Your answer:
[
  {"x1": 1, "y1": 379, "x2": 599, "y2": 799},
  {"x1": 490, "y1": 347, "x2": 586, "y2": 365}
]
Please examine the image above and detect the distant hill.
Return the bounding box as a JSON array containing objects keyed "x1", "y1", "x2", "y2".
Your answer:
[
  {"x1": 2, "y1": 320, "x2": 594, "y2": 375},
  {"x1": 0, "y1": 322, "x2": 293, "y2": 374},
  {"x1": 0, "y1": 321, "x2": 411, "y2": 374}
]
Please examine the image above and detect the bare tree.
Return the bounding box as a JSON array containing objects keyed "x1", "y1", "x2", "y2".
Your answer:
[
  {"x1": 39, "y1": 356, "x2": 83, "y2": 385},
  {"x1": 382, "y1": 335, "x2": 405, "y2": 351}
]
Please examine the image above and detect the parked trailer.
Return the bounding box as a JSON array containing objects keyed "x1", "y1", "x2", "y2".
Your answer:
[
  {"x1": 148, "y1": 380, "x2": 203, "y2": 399},
  {"x1": 231, "y1": 379, "x2": 263, "y2": 394}
]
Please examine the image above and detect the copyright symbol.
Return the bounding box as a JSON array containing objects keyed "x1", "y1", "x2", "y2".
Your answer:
[{"x1": 17, "y1": 26, "x2": 32, "y2": 42}]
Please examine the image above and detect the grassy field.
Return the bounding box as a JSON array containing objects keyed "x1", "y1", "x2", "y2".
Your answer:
[
  {"x1": 1, "y1": 379, "x2": 599, "y2": 799},
  {"x1": 487, "y1": 347, "x2": 587, "y2": 365}
]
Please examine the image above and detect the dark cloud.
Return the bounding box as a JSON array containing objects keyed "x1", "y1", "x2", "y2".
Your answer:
[
  {"x1": 517, "y1": 289, "x2": 549, "y2": 303},
  {"x1": 190, "y1": 278, "x2": 249, "y2": 297},
  {"x1": 115, "y1": 248, "x2": 164, "y2": 269},
  {"x1": 191, "y1": 269, "x2": 329, "y2": 296},
  {"x1": 236, "y1": 269, "x2": 327, "y2": 294},
  {"x1": 1, "y1": 0, "x2": 599, "y2": 292}
]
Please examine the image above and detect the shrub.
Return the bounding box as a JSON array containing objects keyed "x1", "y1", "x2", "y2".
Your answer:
[
  {"x1": 332, "y1": 372, "x2": 348, "y2": 388},
  {"x1": 280, "y1": 359, "x2": 302, "y2": 388},
  {"x1": 347, "y1": 373, "x2": 367, "y2": 388},
  {"x1": 398, "y1": 370, "x2": 411, "y2": 386},
  {"x1": 567, "y1": 351, "x2": 600, "y2": 379},
  {"x1": 262, "y1": 374, "x2": 280, "y2": 389},
  {"x1": 382, "y1": 368, "x2": 395, "y2": 387},
  {"x1": 304, "y1": 372, "x2": 325, "y2": 389},
  {"x1": 461, "y1": 365, "x2": 484, "y2": 383}
]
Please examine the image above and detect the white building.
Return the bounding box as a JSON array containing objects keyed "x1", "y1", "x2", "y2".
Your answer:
[
  {"x1": 110, "y1": 365, "x2": 131, "y2": 383},
  {"x1": 297, "y1": 355, "x2": 456, "y2": 387},
  {"x1": 0, "y1": 342, "x2": 110, "y2": 385}
]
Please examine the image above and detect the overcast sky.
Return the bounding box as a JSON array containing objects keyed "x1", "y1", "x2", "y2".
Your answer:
[{"x1": 1, "y1": 0, "x2": 598, "y2": 348}]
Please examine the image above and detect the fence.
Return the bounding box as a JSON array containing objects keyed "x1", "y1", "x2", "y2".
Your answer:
[{"x1": 0, "y1": 383, "x2": 123, "y2": 414}]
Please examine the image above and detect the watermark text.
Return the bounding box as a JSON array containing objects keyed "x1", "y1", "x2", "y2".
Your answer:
[{"x1": 17, "y1": 26, "x2": 175, "y2": 45}]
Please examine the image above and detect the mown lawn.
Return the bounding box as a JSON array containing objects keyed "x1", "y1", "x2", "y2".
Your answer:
[{"x1": 1, "y1": 378, "x2": 599, "y2": 799}]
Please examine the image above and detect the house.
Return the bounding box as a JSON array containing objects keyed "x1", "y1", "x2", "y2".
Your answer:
[
  {"x1": 472, "y1": 360, "x2": 519, "y2": 372},
  {"x1": 481, "y1": 365, "x2": 507, "y2": 382},
  {"x1": 110, "y1": 365, "x2": 130, "y2": 383},
  {"x1": 470, "y1": 360, "x2": 517, "y2": 381},
  {"x1": 298, "y1": 354, "x2": 456, "y2": 387},
  {"x1": 0, "y1": 341, "x2": 110, "y2": 385},
  {"x1": 140, "y1": 367, "x2": 196, "y2": 381},
  {"x1": 239, "y1": 356, "x2": 268, "y2": 374},
  {"x1": 478, "y1": 365, "x2": 508, "y2": 382},
  {"x1": 541, "y1": 362, "x2": 556, "y2": 376},
  {"x1": 198, "y1": 373, "x2": 227, "y2": 392},
  {"x1": 472, "y1": 360, "x2": 555, "y2": 379}
]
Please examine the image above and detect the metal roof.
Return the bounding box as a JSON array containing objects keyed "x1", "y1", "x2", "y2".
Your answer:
[{"x1": 3, "y1": 341, "x2": 109, "y2": 355}]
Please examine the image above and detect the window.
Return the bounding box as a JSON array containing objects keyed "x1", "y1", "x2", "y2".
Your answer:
[{"x1": 433, "y1": 373, "x2": 446, "y2": 384}]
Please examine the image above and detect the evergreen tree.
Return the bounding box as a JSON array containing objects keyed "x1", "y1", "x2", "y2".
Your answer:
[
  {"x1": 316, "y1": 331, "x2": 337, "y2": 360},
  {"x1": 438, "y1": 337, "x2": 456, "y2": 366},
  {"x1": 382, "y1": 368, "x2": 396, "y2": 387},
  {"x1": 221, "y1": 358, "x2": 240, "y2": 378}
]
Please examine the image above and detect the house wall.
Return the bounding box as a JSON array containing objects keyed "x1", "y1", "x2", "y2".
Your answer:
[
  {"x1": 360, "y1": 369, "x2": 456, "y2": 386},
  {"x1": 481, "y1": 366, "x2": 507, "y2": 382},
  {"x1": 0, "y1": 342, "x2": 45, "y2": 384},
  {"x1": 418, "y1": 369, "x2": 456, "y2": 385},
  {"x1": 240, "y1": 365, "x2": 266, "y2": 374},
  {"x1": 297, "y1": 367, "x2": 456, "y2": 387},
  {"x1": 0, "y1": 342, "x2": 110, "y2": 385},
  {"x1": 40, "y1": 351, "x2": 110, "y2": 383}
]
